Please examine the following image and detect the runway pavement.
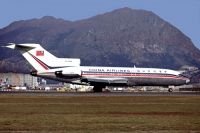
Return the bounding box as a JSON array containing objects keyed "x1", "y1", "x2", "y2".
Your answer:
[{"x1": 0, "y1": 90, "x2": 200, "y2": 96}]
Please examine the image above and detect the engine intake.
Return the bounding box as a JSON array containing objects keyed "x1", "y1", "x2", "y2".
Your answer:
[{"x1": 30, "y1": 70, "x2": 37, "y2": 76}]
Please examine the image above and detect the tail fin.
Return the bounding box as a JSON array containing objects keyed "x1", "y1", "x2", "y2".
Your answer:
[{"x1": 5, "y1": 43, "x2": 80, "y2": 71}]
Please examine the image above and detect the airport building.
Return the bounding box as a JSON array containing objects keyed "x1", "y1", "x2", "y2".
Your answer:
[{"x1": 0, "y1": 73, "x2": 38, "y2": 88}]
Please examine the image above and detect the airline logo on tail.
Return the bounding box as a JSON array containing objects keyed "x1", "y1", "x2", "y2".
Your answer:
[{"x1": 36, "y1": 50, "x2": 44, "y2": 56}]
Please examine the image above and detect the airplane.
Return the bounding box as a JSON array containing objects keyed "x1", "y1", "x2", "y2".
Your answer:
[{"x1": 4, "y1": 43, "x2": 190, "y2": 92}]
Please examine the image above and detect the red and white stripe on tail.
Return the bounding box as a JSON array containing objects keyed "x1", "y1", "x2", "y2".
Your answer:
[{"x1": 5, "y1": 43, "x2": 80, "y2": 71}]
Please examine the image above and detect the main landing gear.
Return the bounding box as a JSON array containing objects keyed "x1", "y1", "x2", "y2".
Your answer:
[
  {"x1": 168, "y1": 88, "x2": 173, "y2": 92},
  {"x1": 168, "y1": 86, "x2": 175, "y2": 92},
  {"x1": 93, "y1": 85, "x2": 105, "y2": 92}
]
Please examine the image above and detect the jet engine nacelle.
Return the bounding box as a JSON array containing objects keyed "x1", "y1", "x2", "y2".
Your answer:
[{"x1": 55, "y1": 67, "x2": 81, "y2": 78}]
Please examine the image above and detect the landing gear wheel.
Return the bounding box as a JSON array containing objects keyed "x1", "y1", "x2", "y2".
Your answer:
[
  {"x1": 168, "y1": 88, "x2": 173, "y2": 92},
  {"x1": 93, "y1": 86, "x2": 103, "y2": 92}
]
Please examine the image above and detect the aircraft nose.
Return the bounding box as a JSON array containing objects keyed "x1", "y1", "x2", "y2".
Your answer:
[{"x1": 186, "y1": 79, "x2": 190, "y2": 84}]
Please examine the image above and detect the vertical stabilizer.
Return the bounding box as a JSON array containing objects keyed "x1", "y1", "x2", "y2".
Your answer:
[{"x1": 5, "y1": 43, "x2": 80, "y2": 71}]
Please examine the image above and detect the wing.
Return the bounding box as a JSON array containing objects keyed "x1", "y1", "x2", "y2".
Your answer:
[{"x1": 82, "y1": 77, "x2": 128, "y2": 85}]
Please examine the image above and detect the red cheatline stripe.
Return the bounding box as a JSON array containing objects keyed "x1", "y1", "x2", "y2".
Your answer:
[
  {"x1": 82, "y1": 73, "x2": 188, "y2": 80},
  {"x1": 28, "y1": 53, "x2": 49, "y2": 70}
]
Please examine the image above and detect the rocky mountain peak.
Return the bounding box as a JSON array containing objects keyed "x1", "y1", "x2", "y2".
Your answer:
[{"x1": 0, "y1": 8, "x2": 200, "y2": 73}]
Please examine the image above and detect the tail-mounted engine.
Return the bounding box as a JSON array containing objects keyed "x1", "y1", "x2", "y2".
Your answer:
[{"x1": 55, "y1": 67, "x2": 81, "y2": 79}]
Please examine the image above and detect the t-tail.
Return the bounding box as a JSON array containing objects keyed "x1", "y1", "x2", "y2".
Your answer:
[{"x1": 5, "y1": 43, "x2": 80, "y2": 71}]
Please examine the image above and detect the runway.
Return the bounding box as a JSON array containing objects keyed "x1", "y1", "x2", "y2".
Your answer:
[{"x1": 0, "y1": 91, "x2": 200, "y2": 96}]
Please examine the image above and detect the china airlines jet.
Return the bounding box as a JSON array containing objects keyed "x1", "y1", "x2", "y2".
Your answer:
[{"x1": 5, "y1": 43, "x2": 190, "y2": 92}]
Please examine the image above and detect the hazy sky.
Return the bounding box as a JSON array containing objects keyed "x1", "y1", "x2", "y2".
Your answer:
[{"x1": 1, "y1": 0, "x2": 200, "y2": 48}]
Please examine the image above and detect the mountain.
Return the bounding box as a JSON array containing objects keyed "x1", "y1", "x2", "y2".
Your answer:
[{"x1": 0, "y1": 7, "x2": 200, "y2": 73}]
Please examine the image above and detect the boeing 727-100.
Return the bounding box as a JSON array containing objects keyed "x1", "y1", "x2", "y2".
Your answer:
[{"x1": 4, "y1": 43, "x2": 190, "y2": 92}]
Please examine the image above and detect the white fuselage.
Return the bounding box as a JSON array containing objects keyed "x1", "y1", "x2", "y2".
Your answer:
[{"x1": 36, "y1": 66, "x2": 189, "y2": 86}]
